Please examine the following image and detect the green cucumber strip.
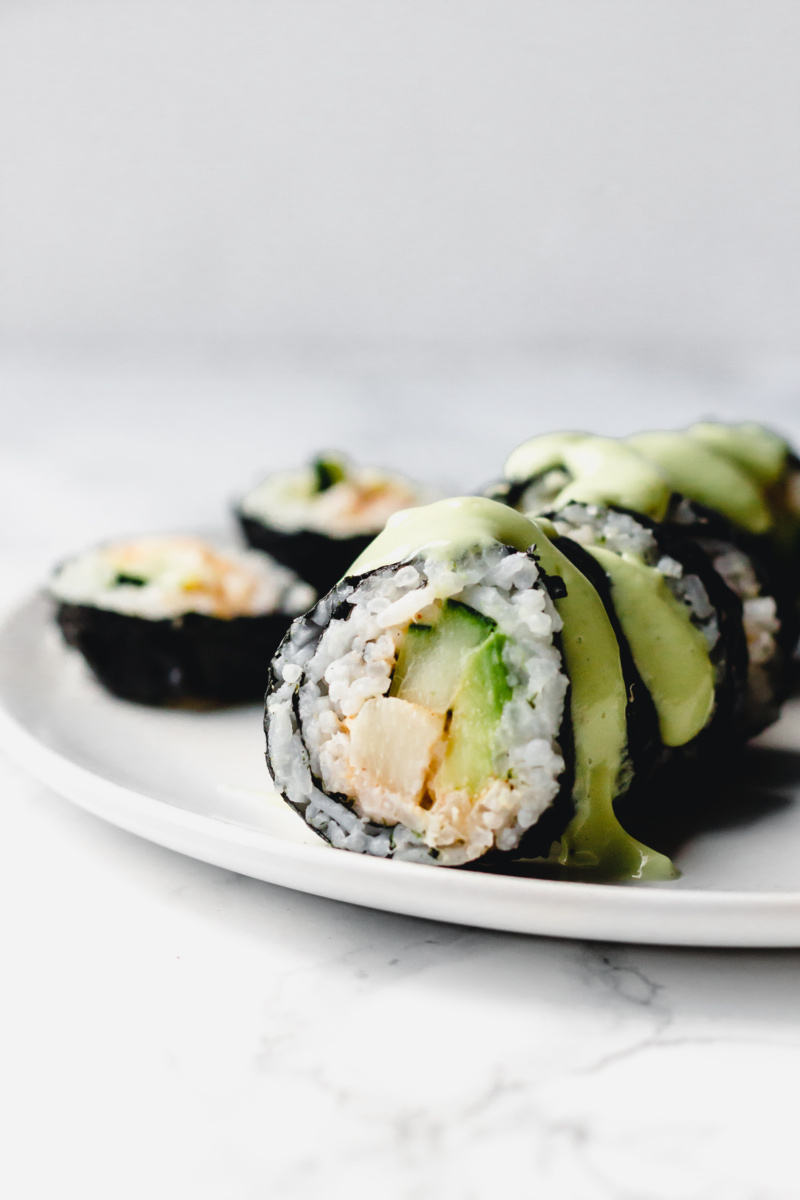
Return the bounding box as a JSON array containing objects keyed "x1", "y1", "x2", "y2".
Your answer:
[
  {"x1": 312, "y1": 456, "x2": 347, "y2": 492},
  {"x1": 390, "y1": 600, "x2": 494, "y2": 714}
]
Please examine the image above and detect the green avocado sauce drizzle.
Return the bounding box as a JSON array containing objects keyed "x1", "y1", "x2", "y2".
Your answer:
[
  {"x1": 626, "y1": 432, "x2": 773, "y2": 534},
  {"x1": 687, "y1": 422, "x2": 788, "y2": 486},
  {"x1": 351, "y1": 497, "x2": 675, "y2": 882},
  {"x1": 504, "y1": 423, "x2": 793, "y2": 541},
  {"x1": 531, "y1": 520, "x2": 675, "y2": 881},
  {"x1": 504, "y1": 433, "x2": 673, "y2": 521},
  {"x1": 586, "y1": 548, "x2": 714, "y2": 748}
]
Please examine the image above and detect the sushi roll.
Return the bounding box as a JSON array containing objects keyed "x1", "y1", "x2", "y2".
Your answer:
[
  {"x1": 495, "y1": 423, "x2": 800, "y2": 587},
  {"x1": 266, "y1": 497, "x2": 676, "y2": 880},
  {"x1": 51, "y1": 536, "x2": 315, "y2": 705},
  {"x1": 237, "y1": 454, "x2": 433, "y2": 594},
  {"x1": 488, "y1": 433, "x2": 673, "y2": 523},
  {"x1": 491, "y1": 422, "x2": 800, "y2": 736}
]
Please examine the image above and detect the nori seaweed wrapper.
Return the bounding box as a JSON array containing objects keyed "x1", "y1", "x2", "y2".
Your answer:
[
  {"x1": 650, "y1": 516, "x2": 749, "y2": 749},
  {"x1": 661, "y1": 498, "x2": 797, "y2": 733},
  {"x1": 57, "y1": 602, "x2": 294, "y2": 705},
  {"x1": 237, "y1": 511, "x2": 374, "y2": 596},
  {"x1": 265, "y1": 573, "x2": 402, "y2": 845},
  {"x1": 551, "y1": 534, "x2": 664, "y2": 800}
]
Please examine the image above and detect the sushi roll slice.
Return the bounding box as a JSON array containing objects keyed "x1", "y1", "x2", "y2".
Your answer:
[
  {"x1": 495, "y1": 422, "x2": 800, "y2": 592},
  {"x1": 237, "y1": 454, "x2": 433, "y2": 594},
  {"x1": 491, "y1": 423, "x2": 800, "y2": 736},
  {"x1": 545, "y1": 502, "x2": 748, "y2": 748},
  {"x1": 663, "y1": 497, "x2": 797, "y2": 735},
  {"x1": 51, "y1": 536, "x2": 315, "y2": 705},
  {"x1": 488, "y1": 433, "x2": 673, "y2": 523},
  {"x1": 266, "y1": 497, "x2": 674, "y2": 880}
]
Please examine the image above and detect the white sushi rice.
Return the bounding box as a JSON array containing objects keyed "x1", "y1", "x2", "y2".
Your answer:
[
  {"x1": 550, "y1": 503, "x2": 720, "y2": 652},
  {"x1": 708, "y1": 546, "x2": 780, "y2": 668},
  {"x1": 517, "y1": 468, "x2": 572, "y2": 514},
  {"x1": 267, "y1": 546, "x2": 569, "y2": 865},
  {"x1": 240, "y1": 464, "x2": 429, "y2": 538},
  {"x1": 551, "y1": 503, "x2": 657, "y2": 560},
  {"x1": 51, "y1": 536, "x2": 315, "y2": 620}
]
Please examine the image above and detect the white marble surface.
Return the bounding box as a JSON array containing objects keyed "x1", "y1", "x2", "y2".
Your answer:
[{"x1": 3, "y1": 345, "x2": 800, "y2": 1200}]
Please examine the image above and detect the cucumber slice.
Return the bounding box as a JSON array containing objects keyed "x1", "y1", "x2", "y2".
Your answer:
[
  {"x1": 390, "y1": 600, "x2": 494, "y2": 714},
  {"x1": 312, "y1": 456, "x2": 347, "y2": 492},
  {"x1": 389, "y1": 599, "x2": 512, "y2": 798},
  {"x1": 432, "y1": 631, "x2": 512, "y2": 795},
  {"x1": 113, "y1": 573, "x2": 147, "y2": 587}
]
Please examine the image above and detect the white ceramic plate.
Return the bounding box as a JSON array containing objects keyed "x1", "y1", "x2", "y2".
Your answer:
[{"x1": 3, "y1": 593, "x2": 800, "y2": 946}]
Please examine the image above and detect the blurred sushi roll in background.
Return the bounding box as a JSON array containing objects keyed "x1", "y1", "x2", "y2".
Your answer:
[
  {"x1": 51, "y1": 536, "x2": 315, "y2": 705},
  {"x1": 265, "y1": 497, "x2": 681, "y2": 881},
  {"x1": 236, "y1": 454, "x2": 434, "y2": 594}
]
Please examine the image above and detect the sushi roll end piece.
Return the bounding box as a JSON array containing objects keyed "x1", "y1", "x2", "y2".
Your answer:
[{"x1": 51, "y1": 536, "x2": 315, "y2": 705}]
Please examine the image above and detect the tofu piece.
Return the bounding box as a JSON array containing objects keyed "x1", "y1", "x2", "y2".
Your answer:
[{"x1": 348, "y1": 697, "x2": 444, "y2": 801}]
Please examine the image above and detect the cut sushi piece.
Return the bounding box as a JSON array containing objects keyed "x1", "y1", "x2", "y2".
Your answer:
[
  {"x1": 545, "y1": 502, "x2": 747, "y2": 750},
  {"x1": 491, "y1": 423, "x2": 800, "y2": 739},
  {"x1": 495, "y1": 422, "x2": 800, "y2": 594},
  {"x1": 237, "y1": 454, "x2": 435, "y2": 593},
  {"x1": 51, "y1": 536, "x2": 315, "y2": 705},
  {"x1": 493, "y1": 433, "x2": 673, "y2": 522},
  {"x1": 266, "y1": 497, "x2": 673, "y2": 879},
  {"x1": 545, "y1": 497, "x2": 793, "y2": 738},
  {"x1": 663, "y1": 497, "x2": 798, "y2": 735}
]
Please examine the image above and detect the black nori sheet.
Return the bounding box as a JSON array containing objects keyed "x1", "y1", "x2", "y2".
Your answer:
[
  {"x1": 57, "y1": 602, "x2": 295, "y2": 705},
  {"x1": 551, "y1": 534, "x2": 664, "y2": 790},
  {"x1": 481, "y1": 471, "x2": 571, "y2": 512},
  {"x1": 237, "y1": 511, "x2": 375, "y2": 596},
  {"x1": 481, "y1": 477, "x2": 536, "y2": 508},
  {"x1": 585, "y1": 512, "x2": 750, "y2": 851},
  {"x1": 662, "y1": 497, "x2": 798, "y2": 727},
  {"x1": 265, "y1": 575, "x2": 380, "y2": 843},
  {"x1": 654, "y1": 517, "x2": 748, "y2": 741},
  {"x1": 653, "y1": 505, "x2": 781, "y2": 741}
]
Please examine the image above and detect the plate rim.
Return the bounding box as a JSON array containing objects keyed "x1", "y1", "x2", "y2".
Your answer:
[{"x1": 3, "y1": 591, "x2": 800, "y2": 948}]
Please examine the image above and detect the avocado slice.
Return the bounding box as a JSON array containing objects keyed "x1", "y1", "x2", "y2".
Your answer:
[
  {"x1": 432, "y1": 631, "x2": 512, "y2": 795},
  {"x1": 390, "y1": 599, "x2": 512, "y2": 797}
]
